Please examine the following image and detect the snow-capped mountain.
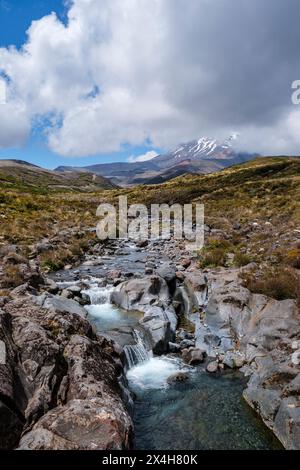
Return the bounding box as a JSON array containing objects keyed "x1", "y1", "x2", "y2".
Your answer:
[
  {"x1": 55, "y1": 134, "x2": 256, "y2": 186},
  {"x1": 152, "y1": 134, "x2": 242, "y2": 169}
]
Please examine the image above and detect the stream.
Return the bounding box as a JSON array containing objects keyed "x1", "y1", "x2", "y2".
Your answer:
[{"x1": 53, "y1": 241, "x2": 282, "y2": 450}]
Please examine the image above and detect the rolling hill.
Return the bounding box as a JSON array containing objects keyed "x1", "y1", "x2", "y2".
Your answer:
[{"x1": 0, "y1": 159, "x2": 117, "y2": 193}]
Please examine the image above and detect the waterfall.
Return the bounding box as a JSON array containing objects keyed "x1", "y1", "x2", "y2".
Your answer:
[
  {"x1": 124, "y1": 329, "x2": 151, "y2": 370},
  {"x1": 82, "y1": 278, "x2": 114, "y2": 305}
]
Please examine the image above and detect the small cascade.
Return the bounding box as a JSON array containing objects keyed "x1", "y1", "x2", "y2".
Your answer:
[
  {"x1": 124, "y1": 330, "x2": 151, "y2": 369},
  {"x1": 82, "y1": 278, "x2": 114, "y2": 305}
]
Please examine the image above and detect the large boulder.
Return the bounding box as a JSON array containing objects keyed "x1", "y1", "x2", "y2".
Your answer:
[
  {"x1": 274, "y1": 397, "x2": 300, "y2": 450},
  {"x1": 111, "y1": 276, "x2": 169, "y2": 312},
  {"x1": 33, "y1": 294, "x2": 87, "y2": 319},
  {"x1": 157, "y1": 263, "x2": 177, "y2": 294},
  {"x1": 0, "y1": 308, "x2": 25, "y2": 449},
  {"x1": 1, "y1": 296, "x2": 133, "y2": 450},
  {"x1": 139, "y1": 306, "x2": 176, "y2": 354},
  {"x1": 18, "y1": 398, "x2": 132, "y2": 450}
]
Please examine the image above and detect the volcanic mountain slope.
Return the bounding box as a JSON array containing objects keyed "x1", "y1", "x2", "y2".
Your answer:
[
  {"x1": 55, "y1": 135, "x2": 256, "y2": 186},
  {"x1": 0, "y1": 159, "x2": 117, "y2": 193}
]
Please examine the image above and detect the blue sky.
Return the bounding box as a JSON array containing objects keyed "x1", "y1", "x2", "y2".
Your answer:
[{"x1": 0, "y1": 0, "x2": 159, "y2": 168}]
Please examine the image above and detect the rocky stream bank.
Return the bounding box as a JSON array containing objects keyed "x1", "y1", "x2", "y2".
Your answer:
[{"x1": 0, "y1": 235, "x2": 299, "y2": 449}]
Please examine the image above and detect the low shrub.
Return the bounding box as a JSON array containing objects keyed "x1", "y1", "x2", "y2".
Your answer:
[
  {"x1": 234, "y1": 252, "x2": 253, "y2": 267},
  {"x1": 242, "y1": 267, "x2": 300, "y2": 306}
]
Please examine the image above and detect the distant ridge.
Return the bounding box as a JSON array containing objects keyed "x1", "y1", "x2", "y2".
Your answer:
[
  {"x1": 54, "y1": 134, "x2": 257, "y2": 186},
  {"x1": 0, "y1": 158, "x2": 117, "y2": 192}
]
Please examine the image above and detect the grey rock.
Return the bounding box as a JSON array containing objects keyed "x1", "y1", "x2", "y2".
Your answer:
[
  {"x1": 223, "y1": 351, "x2": 246, "y2": 369},
  {"x1": 34, "y1": 294, "x2": 87, "y2": 319},
  {"x1": 180, "y1": 339, "x2": 195, "y2": 349},
  {"x1": 274, "y1": 397, "x2": 300, "y2": 450},
  {"x1": 206, "y1": 361, "x2": 219, "y2": 373},
  {"x1": 167, "y1": 372, "x2": 189, "y2": 384}
]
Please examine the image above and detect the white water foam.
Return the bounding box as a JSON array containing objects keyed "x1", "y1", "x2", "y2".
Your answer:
[
  {"x1": 127, "y1": 356, "x2": 185, "y2": 390},
  {"x1": 82, "y1": 278, "x2": 114, "y2": 304}
]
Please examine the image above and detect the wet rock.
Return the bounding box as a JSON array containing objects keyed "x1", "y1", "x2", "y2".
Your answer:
[
  {"x1": 44, "y1": 278, "x2": 59, "y2": 294},
  {"x1": 66, "y1": 285, "x2": 82, "y2": 296},
  {"x1": 139, "y1": 306, "x2": 175, "y2": 354},
  {"x1": 136, "y1": 240, "x2": 148, "y2": 248},
  {"x1": 157, "y1": 263, "x2": 177, "y2": 294},
  {"x1": 274, "y1": 397, "x2": 300, "y2": 450},
  {"x1": 145, "y1": 267, "x2": 153, "y2": 275},
  {"x1": 180, "y1": 339, "x2": 195, "y2": 349},
  {"x1": 107, "y1": 270, "x2": 122, "y2": 280},
  {"x1": 167, "y1": 372, "x2": 189, "y2": 384},
  {"x1": 169, "y1": 342, "x2": 181, "y2": 353},
  {"x1": 177, "y1": 329, "x2": 194, "y2": 341},
  {"x1": 223, "y1": 351, "x2": 246, "y2": 369},
  {"x1": 243, "y1": 386, "x2": 282, "y2": 428},
  {"x1": 182, "y1": 347, "x2": 204, "y2": 365},
  {"x1": 206, "y1": 361, "x2": 219, "y2": 373},
  {"x1": 111, "y1": 276, "x2": 169, "y2": 312}
]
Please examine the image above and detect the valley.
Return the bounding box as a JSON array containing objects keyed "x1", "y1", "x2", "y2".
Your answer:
[{"x1": 0, "y1": 156, "x2": 299, "y2": 450}]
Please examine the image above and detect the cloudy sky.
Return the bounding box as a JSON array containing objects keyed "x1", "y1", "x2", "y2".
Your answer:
[{"x1": 0, "y1": 0, "x2": 300, "y2": 168}]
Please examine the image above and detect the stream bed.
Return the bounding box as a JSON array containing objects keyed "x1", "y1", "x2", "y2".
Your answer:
[
  {"x1": 53, "y1": 244, "x2": 282, "y2": 451},
  {"x1": 84, "y1": 283, "x2": 281, "y2": 450}
]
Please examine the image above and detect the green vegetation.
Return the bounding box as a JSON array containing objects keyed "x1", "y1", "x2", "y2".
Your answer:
[{"x1": 0, "y1": 156, "x2": 299, "y2": 302}]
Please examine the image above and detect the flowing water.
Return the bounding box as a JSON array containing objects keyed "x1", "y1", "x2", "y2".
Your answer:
[
  {"x1": 82, "y1": 278, "x2": 282, "y2": 450},
  {"x1": 53, "y1": 244, "x2": 282, "y2": 450}
]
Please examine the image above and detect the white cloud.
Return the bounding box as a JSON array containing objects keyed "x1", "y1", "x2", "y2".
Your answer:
[
  {"x1": 128, "y1": 150, "x2": 159, "y2": 163},
  {"x1": 1, "y1": 0, "x2": 300, "y2": 156}
]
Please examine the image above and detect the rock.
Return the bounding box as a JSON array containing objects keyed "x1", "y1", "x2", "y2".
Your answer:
[
  {"x1": 139, "y1": 306, "x2": 176, "y2": 354},
  {"x1": 44, "y1": 278, "x2": 59, "y2": 294},
  {"x1": 111, "y1": 276, "x2": 169, "y2": 312},
  {"x1": 66, "y1": 285, "x2": 82, "y2": 295},
  {"x1": 157, "y1": 263, "x2": 177, "y2": 294},
  {"x1": 203, "y1": 333, "x2": 221, "y2": 348},
  {"x1": 10, "y1": 283, "x2": 30, "y2": 298},
  {"x1": 136, "y1": 240, "x2": 148, "y2": 248},
  {"x1": 181, "y1": 258, "x2": 191, "y2": 269},
  {"x1": 184, "y1": 272, "x2": 207, "y2": 291},
  {"x1": 168, "y1": 342, "x2": 181, "y2": 353},
  {"x1": 182, "y1": 347, "x2": 204, "y2": 365},
  {"x1": 176, "y1": 271, "x2": 185, "y2": 281},
  {"x1": 18, "y1": 398, "x2": 132, "y2": 450},
  {"x1": 274, "y1": 397, "x2": 300, "y2": 450},
  {"x1": 291, "y1": 350, "x2": 300, "y2": 366},
  {"x1": 0, "y1": 308, "x2": 25, "y2": 448},
  {"x1": 243, "y1": 386, "x2": 282, "y2": 428},
  {"x1": 60, "y1": 289, "x2": 73, "y2": 299},
  {"x1": 107, "y1": 270, "x2": 122, "y2": 280},
  {"x1": 180, "y1": 339, "x2": 195, "y2": 349},
  {"x1": 64, "y1": 265, "x2": 72, "y2": 271},
  {"x1": 1, "y1": 296, "x2": 133, "y2": 450},
  {"x1": 145, "y1": 268, "x2": 153, "y2": 275},
  {"x1": 177, "y1": 329, "x2": 194, "y2": 341},
  {"x1": 35, "y1": 241, "x2": 54, "y2": 254},
  {"x1": 223, "y1": 351, "x2": 246, "y2": 369},
  {"x1": 206, "y1": 361, "x2": 219, "y2": 373},
  {"x1": 167, "y1": 372, "x2": 189, "y2": 384},
  {"x1": 34, "y1": 294, "x2": 87, "y2": 319},
  {"x1": 283, "y1": 374, "x2": 300, "y2": 397}
]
